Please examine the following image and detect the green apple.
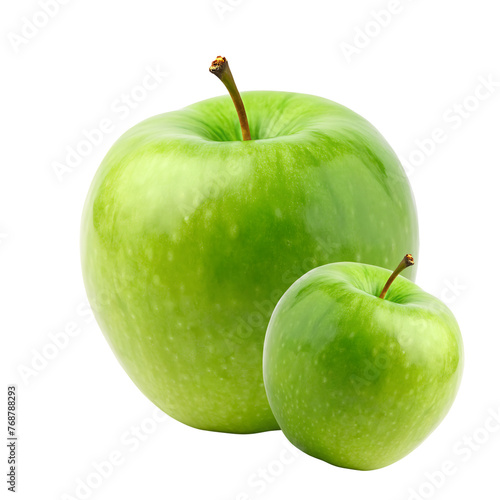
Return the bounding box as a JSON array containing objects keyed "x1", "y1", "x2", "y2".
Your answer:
[
  {"x1": 263, "y1": 255, "x2": 463, "y2": 469},
  {"x1": 81, "y1": 57, "x2": 419, "y2": 433}
]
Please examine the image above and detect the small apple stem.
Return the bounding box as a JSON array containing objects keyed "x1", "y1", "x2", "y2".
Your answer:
[
  {"x1": 209, "y1": 56, "x2": 251, "y2": 141},
  {"x1": 379, "y1": 254, "x2": 415, "y2": 299}
]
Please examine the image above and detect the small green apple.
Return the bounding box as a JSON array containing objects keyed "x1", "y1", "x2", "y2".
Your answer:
[
  {"x1": 263, "y1": 255, "x2": 463, "y2": 469},
  {"x1": 81, "y1": 57, "x2": 419, "y2": 434}
]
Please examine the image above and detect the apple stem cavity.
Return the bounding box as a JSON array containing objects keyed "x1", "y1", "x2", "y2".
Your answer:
[
  {"x1": 379, "y1": 254, "x2": 415, "y2": 299},
  {"x1": 209, "y1": 56, "x2": 251, "y2": 141}
]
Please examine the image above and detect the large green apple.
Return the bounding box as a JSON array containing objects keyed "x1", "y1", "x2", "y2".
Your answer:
[
  {"x1": 263, "y1": 258, "x2": 463, "y2": 469},
  {"x1": 81, "y1": 88, "x2": 418, "y2": 433}
]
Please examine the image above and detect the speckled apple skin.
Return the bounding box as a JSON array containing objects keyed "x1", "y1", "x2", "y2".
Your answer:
[
  {"x1": 81, "y1": 91, "x2": 419, "y2": 433},
  {"x1": 263, "y1": 262, "x2": 463, "y2": 468}
]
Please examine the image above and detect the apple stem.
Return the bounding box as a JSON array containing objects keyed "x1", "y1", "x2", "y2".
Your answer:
[
  {"x1": 209, "y1": 56, "x2": 251, "y2": 141},
  {"x1": 379, "y1": 254, "x2": 415, "y2": 299}
]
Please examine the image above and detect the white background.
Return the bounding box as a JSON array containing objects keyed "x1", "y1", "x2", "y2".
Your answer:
[{"x1": 2, "y1": 0, "x2": 499, "y2": 499}]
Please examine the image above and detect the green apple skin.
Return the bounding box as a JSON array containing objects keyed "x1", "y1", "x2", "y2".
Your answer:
[
  {"x1": 263, "y1": 262, "x2": 463, "y2": 469},
  {"x1": 81, "y1": 91, "x2": 419, "y2": 434}
]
